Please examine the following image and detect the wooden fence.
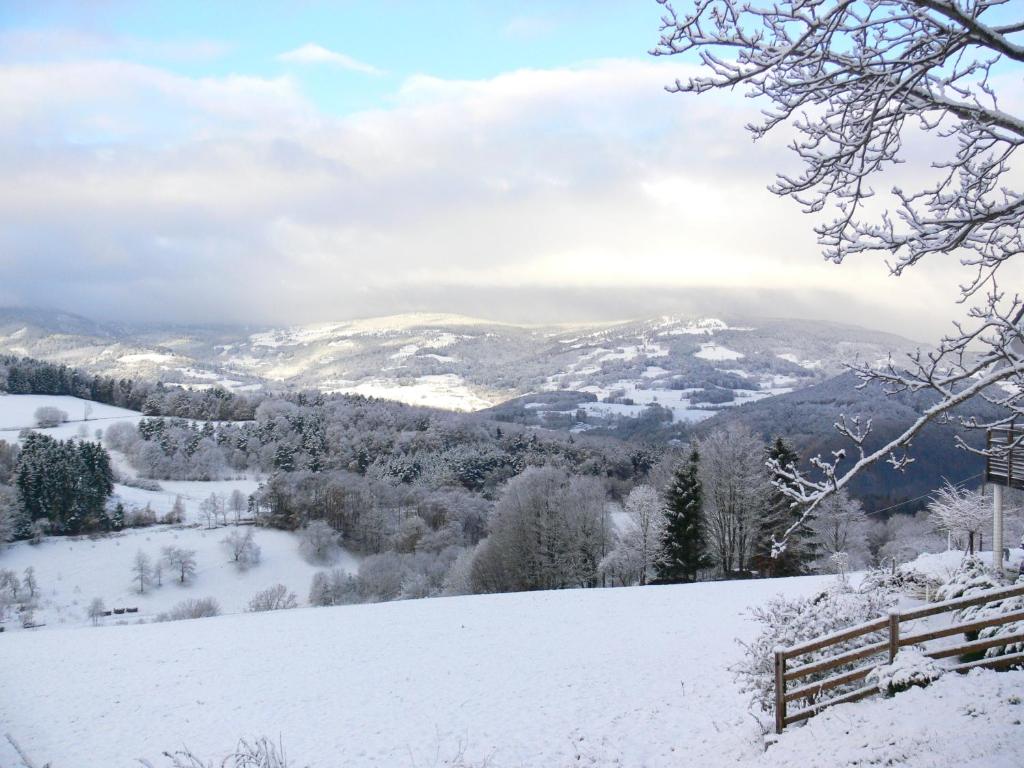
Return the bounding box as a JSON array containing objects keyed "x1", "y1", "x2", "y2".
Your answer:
[{"x1": 774, "y1": 582, "x2": 1024, "y2": 733}]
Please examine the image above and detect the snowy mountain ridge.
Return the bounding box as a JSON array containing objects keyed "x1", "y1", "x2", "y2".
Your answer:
[{"x1": 0, "y1": 308, "x2": 922, "y2": 422}]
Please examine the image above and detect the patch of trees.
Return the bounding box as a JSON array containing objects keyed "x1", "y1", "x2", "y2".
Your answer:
[
  {"x1": 13, "y1": 432, "x2": 114, "y2": 535},
  {"x1": 0, "y1": 355, "x2": 257, "y2": 420},
  {"x1": 109, "y1": 392, "x2": 649, "y2": 496}
]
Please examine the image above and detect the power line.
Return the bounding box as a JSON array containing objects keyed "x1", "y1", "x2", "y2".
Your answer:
[{"x1": 865, "y1": 472, "x2": 984, "y2": 517}]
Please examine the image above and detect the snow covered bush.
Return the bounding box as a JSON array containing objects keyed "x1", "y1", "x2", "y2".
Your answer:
[
  {"x1": 734, "y1": 584, "x2": 895, "y2": 713},
  {"x1": 118, "y1": 475, "x2": 163, "y2": 492},
  {"x1": 141, "y1": 736, "x2": 299, "y2": 768},
  {"x1": 34, "y1": 405, "x2": 67, "y2": 428},
  {"x1": 934, "y1": 556, "x2": 1001, "y2": 603},
  {"x1": 935, "y1": 558, "x2": 1024, "y2": 663},
  {"x1": 158, "y1": 597, "x2": 220, "y2": 622},
  {"x1": 248, "y1": 584, "x2": 297, "y2": 612},
  {"x1": 859, "y1": 565, "x2": 942, "y2": 601},
  {"x1": 867, "y1": 649, "x2": 943, "y2": 696},
  {"x1": 308, "y1": 569, "x2": 360, "y2": 607}
]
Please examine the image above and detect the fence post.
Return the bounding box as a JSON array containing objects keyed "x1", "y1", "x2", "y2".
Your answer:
[
  {"x1": 774, "y1": 647, "x2": 786, "y2": 734},
  {"x1": 888, "y1": 610, "x2": 900, "y2": 664}
]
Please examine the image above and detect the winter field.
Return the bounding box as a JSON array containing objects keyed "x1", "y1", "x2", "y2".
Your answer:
[
  {"x1": 2, "y1": 573, "x2": 1023, "y2": 768},
  {"x1": 0, "y1": 393, "x2": 143, "y2": 444},
  {"x1": 0, "y1": 524, "x2": 357, "y2": 628}
]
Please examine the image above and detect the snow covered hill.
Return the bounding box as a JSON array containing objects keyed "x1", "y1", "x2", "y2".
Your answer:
[
  {"x1": 1, "y1": 308, "x2": 922, "y2": 425},
  {"x1": 2, "y1": 574, "x2": 1021, "y2": 768},
  {"x1": 0, "y1": 393, "x2": 142, "y2": 443}
]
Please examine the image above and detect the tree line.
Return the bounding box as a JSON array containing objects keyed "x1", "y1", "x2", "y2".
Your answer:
[{"x1": 0, "y1": 355, "x2": 257, "y2": 421}]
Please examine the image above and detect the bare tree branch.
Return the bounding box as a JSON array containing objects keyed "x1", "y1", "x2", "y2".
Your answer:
[{"x1": 654, "y1": 0, "x2": 1024, "y2": 556}]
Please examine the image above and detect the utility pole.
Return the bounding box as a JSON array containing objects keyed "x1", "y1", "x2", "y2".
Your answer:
[{"x1": 993, "y1": 483, "x2": 1004, "y2": 575}]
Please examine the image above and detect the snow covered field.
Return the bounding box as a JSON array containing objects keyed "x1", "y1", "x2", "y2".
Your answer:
[
  {"x1": 112, "y1": 478, "x2": 263, "y2": 523},
  {"x1": 0, "y1": 523, "x2": 357, "y2": 628},
  {"x1": 0, "y1": 577, "x2": 825, "y2": 767},
  {"x1": 324, "y1": 373, "x2": 494, "y2": 411},
  {"x1": 2, "y1": 574, "x2": 1021, "y2": 767},
  {"x1": 0, "y1": 393, "x2": 143, "y2": 444}
]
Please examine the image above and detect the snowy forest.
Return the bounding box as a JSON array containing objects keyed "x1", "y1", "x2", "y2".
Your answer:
[{"x1": 2, "y1": 353, "x2": 1009, "y2": 610}]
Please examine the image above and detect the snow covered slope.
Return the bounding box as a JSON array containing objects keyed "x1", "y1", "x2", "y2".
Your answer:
[
  {"x1": 0, "y1": 393, "x2": 143, "y2": 443},
  {"x1": 0, "y1": 523, "x2": 350, "y2": 627},
  {"x1": 2, "y1": 572, "x2": 1022, "y2": 767}
]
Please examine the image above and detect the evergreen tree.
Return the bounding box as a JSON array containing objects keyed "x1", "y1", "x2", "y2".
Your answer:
[
  {"x1": 13, "y1": 433, "x2": 114, "y2": 535},
  {"x1": 655, "y1": 448, "x2": 710, "y2": 583},
  {"x1": 754, "y1": 437, "x2": 816, "y2": 577}
]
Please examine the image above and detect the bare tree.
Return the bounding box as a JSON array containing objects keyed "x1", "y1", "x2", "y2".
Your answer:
[
  {"x1": 87, "y1": 596, "x2": 106, "y2": 625},
  {"x1": 621, "y1": 484, "x2": 666, "y2": 586},
  {"x1": 655, "y1": 0, "x2": 1024, "y2": 551},
  {"x1": 298, "y1": 520, "x2": 339, "y2": 564},
  {"x1": 199, "y1": 493, "x2": 223, "y2": 529},
  {"x1": 699, "y1": 424, "x2": 768, "y2": 574},
  {"x1": 162, "y1": 546, "x2": 198, "y2": 584},
  {"x1": 132, "y1": 550, "x2": 153, "y2": 593},
  {"x1": 21, "y1": 566, "x2": 37, "y2": 599},
  {"x1": 167, "y1": 495, "x2": 186, "y2": 525},
  {"x1": 222, "y1": 528, "x2": 261, "y2": 569},
  {"x1": 229, "y1": 488, "x2": 248, "y2": 524},
  {"x1": 928, "y1": 481, "x2": 992, "y2": 553},
  {"x1": 810, "y1": 488, "x2": 870, "y2": 568}
]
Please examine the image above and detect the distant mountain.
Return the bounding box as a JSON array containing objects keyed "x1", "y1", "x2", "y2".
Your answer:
[
  {"x1": 694, "y1": 371, "x2": 996, "y2": 511},
  {"x1": 0, "y1": 307, "x2": 923, "y2": 424}
]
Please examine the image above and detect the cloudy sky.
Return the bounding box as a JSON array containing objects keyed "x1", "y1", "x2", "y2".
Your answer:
[{"x1": 0, "y1": 1, "x2": 1019, "y2": 340}]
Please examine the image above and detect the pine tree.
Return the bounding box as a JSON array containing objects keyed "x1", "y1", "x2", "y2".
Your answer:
[
  {"x1": 655, "y1": 448, "x2": 709, "y2": 583},
  {"x1": 754, "y1": 437, "x2": 816, "y2": 577}
]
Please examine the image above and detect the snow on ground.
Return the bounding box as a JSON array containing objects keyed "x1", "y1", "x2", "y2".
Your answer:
[
  {"x1": 324, "y1": 374, "x2": 493, "y2": 411},
  {"x1": 0, "y1": 393, "x2": 140, "y2": 430},
  {"x1": 0, "y1": 576, "x2": 834, "y2": 768},
  {"x1": 580, "y1": 380, "x2": 718, "y2": 423},
  {"x1": 112, "y1": 478, "x2": 263, "y2": 524},
  {"x1": 0, "y1": 394, "x2": 144, "y2": 444},
  {"x1": 762, "y1": 669, "x2": 1024, "y2": 768},
  {"x1": 776, "y1": 353, "x2": 823, "y2": 370},
  {"x1": 655, "y1": 317, "x2": 731, "y2": 336},
  {"x1": 694, "y1": 342, "x2": 744, "y2": 361},
  {"x1": 0, "y1": 524, "x2": 357, "y2": 630},
  {"x1": 904, "y1": 548, "x2": 1024, "y2": 581}
]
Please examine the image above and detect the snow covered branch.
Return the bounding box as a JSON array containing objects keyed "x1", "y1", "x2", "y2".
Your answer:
[{"x1": 655, "y1": 1, "x2": 1024, "y2": 556}]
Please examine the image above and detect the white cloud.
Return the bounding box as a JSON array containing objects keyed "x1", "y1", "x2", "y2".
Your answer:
[
  {"x1": 277, "y1": 43, "x2": 383, "y2": 76},
  {"x1": 0, "y1": 54, "x2": 1018, "y2": 337}
]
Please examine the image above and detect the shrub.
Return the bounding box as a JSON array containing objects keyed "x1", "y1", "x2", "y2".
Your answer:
[
  {"x1": 248, "y1": 584, "x2": 298, "y2": 612},
  {"x1": 34, "y1": 406, "x2": 67, "y2": 428},
  {"x1": 867, "y1": 649, "x2": 943, "y2": 696},
  {"x1": 158, "y1": 597, "x2": 220, "y2": 622},
  {"x1": 860, "y1": 565, "x2": 942, "y2": 601},
  {"x1": 938, "y1": 558, "x2": 1024, "y2": 662},
  {"x1": 118, "y1": 476, "x2": 164, "y2": 492},
  {"x1": 733, "y1": 584, "x2": 895, "y2": 713},
  {"x1": 142, "y1": 736, "x2": 297, "y2": 768},
  {"x1": 126, "y1": 504, "x2": 158, "y2": 528}
]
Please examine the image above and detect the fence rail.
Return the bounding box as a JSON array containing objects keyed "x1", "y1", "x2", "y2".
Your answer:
[{"x1": 774, "y1": 582, "x2": 1024, "y2": 733}]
